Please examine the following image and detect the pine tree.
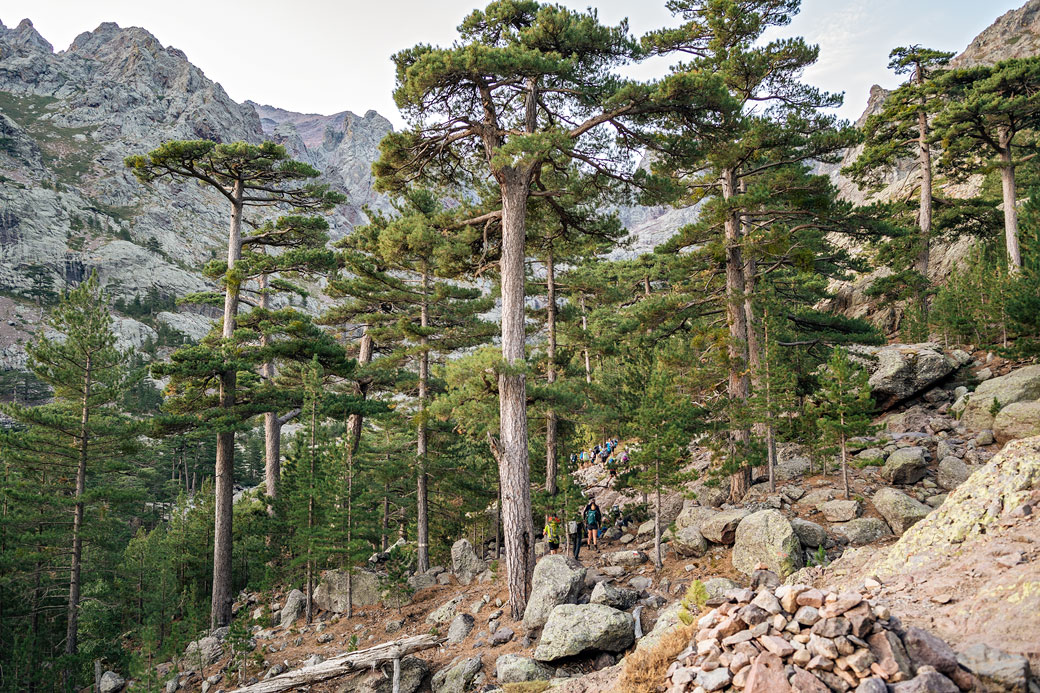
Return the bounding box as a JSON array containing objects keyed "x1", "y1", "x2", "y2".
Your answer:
[
  {"x1": 815, "y1": 348, "x2": 875, "y2": 499},
  {"x1": 127, "y1": 140, "x2": 344, "y2": 628},
  {"x1": 0, "y1": 272, "x2": 138, "y2": 688},
  {"x1": 642, "y1": 0, "x2": 858, "y2": 502},
  {"x1": 932, "y1": 57, "x2": 1040, "y2": 272},
  {"x1": 845, "y1": 46, "x2": 954, "y2": 317},
  {"x1": 328, "y1": 187, "x2": 495, "y2": 573}
]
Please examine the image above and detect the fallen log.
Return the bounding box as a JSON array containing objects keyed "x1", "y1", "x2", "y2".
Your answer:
[{"x1": 229, "y1": 633, "x2": 442, "y2": 693}]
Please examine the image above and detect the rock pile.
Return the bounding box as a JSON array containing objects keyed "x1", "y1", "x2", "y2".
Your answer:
[{"x1": 663, "y1": 580, "x2": 990, "y2": 693}]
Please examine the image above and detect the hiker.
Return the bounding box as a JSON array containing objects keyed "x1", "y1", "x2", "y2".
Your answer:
[
  {"x1": 569, "y1": 452, "x2": 578, "y2": 469},
  {"x1": 569, "y1": 515, "x2": 584, "y2": 560},
  {"x1": 583, "y1": 501, "x2": 602, "y2": 551},
  {"x1": 543, "y1": 514, "x2": 562, "y2": 555},
  {"x1": 612, "y1": 505, "x2": 631, "y2": 533},
  {"x1": 606, "y1": 456, "x2": 618, "y2": 481}
]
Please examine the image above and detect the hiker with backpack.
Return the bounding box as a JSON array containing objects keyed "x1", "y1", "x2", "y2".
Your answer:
[
  {"x1": 569, "y1": 513, "x2": 584, "y2": 560},
  {"x1": 583, "y1": 501, "x2": 602, "y2": 551},
  {"x1": 543, "y1": 514, "x2": 562, "y2": 555}
]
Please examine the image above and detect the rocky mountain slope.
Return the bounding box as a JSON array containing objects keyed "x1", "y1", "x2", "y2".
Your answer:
[{"x1": 0, "y1": 18, "x2": 391, "y2": 368}]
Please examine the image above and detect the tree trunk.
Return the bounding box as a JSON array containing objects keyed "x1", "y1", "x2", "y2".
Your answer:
[
  {"x1": 212, "y1": 180, "x2": 244, "y2": 629},
  {"x1": 545, "y1": 248, "x2": 558, "y2": 496},
  {"x1": 580, "y1": 294, "x2": 592, "y2": 384},
  {"x1": 382, "y1": 484, "x2": 390, "y2": 552},
  {"x1": 260, "y1": 272, "x2": 281, "y2": 502},
  {"x1": 999, "y1": 139, "x2": 1023, "y2": 272},
  {"x1": 723, "y1": 168, "x2": 751, "y2": 502},
  {"x1": 915, "y1": 69, "x2": 934, "y2": 309},
  {"x1": 498, "y1": 176, "x2": 535, "y2": 620},
  {"x1": 416, "y1": 268, "x2": 431, "y2": 574},
  {"x1": 64, "y1": 353, "x2": 91, "y2": 674},
  {"x1": 840, "y1": 422, "x2": 850, "y2": 500},
  {"x1": 763, "y1": 309, "x2": 777, "y2": 492},
  {"x1": 306, "y1": 392, "x2": 317, "y2": 624},
  {"x1": 654, "y1": 458, "x2": 663, "y2": 570}
]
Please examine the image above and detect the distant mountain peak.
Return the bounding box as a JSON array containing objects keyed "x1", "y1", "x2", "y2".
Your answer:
[{"x1": 951, "y1": 0, "x2": 1040, "y2": 67}]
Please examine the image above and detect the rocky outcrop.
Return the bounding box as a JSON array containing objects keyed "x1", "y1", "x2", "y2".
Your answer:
[
  {"x1": 873, "y1": 487, "x2": 931, "y2": 535},
  {"x1": 450, "y1": 539, "x2": 487, "y2": 586},
  {"x1": 960, "y1": 365, "x2": 1040, "y2": 431},
  {"x1": 864, "y1": 343, "x2": 956, "y2": 411},
  {"x1": 279, "y1": 589, "x2": 306, "y2": 628},
  {"x1": 312, "y1": 569, "x2": 382, "y2": 612},
  {"x1": 431, "y1": 656, "x2": 482, "y2": 693},
  {"x1": 533, "y1": 604, "x2": 634, "y2": 662},
  {"x1": 494, "y1": 654, "x2": 554, "y2": 684},
  {"x1": 731, "y1": 510, "x2": 803, "y2": 578},
  {"x1": 522, "y1": 555, "x2": 586, "y2": 629},
  {"x1": 993, "y1": 401, "x2": 1040, "y2": 444}
]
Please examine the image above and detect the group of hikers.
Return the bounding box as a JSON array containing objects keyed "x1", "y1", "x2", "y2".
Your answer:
[
  {"x1": 571, "y1": 438, "x2": 629, "y2": 482},
  {"x1": 543, "y1": 437, "x2": 635, "y2": 562}
]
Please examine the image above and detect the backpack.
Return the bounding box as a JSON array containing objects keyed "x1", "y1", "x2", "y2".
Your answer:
[
  {"x1": 545, "y1": 520, "x2": 561, "y2": 543},
  {"x1": 585, "y1": 507, "x2": 598, "y2": 525}
]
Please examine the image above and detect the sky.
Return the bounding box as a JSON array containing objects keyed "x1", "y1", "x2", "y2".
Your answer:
[{"x1": 1, "y1": 0, "x2": 1026, "y2": 128}]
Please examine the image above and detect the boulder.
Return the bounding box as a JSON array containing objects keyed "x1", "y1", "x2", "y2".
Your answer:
[
  {"x1": 313, "y1": 569, "x2": 381, "y2": 612},
  {"x1": 534, "y1": 604, "x2": 634, "y2": 661},
  {"x1": 791, "y1": 518, "x2": 829, "y2": 548},
  {"x1": 99, "y1": 671, "x2": 125, "y2": 693},
  {"x1": 731, "y1": 510, "x2": 803, "y2": 578},
  {"x1": 701, "y1": 508, "x2": 750, "y2": 545},
  {"x1": 636, "y1": 519, "x2": 655, "y2": 539},
  {"x1": 605, "y1": 549, "x2": 648, "y2": 566},
  {"x1": 867, "y1": 343, "x2": 956, "y2": 410},
  {"x1": 873, "y1": 487, "x2": 931, "y2": 535},
  {"x1": 451, "y1": 539, "x2": 487, "y2": 586},
  {"x1": 743, "y1": 652, "x2": 791, "y2": 692},
  {"x1": 855, "y1": 448, "x2": 887, "y2": 466},
  {"x1": 183, "y1": 636, "x2": 222, "y2": 667},
  {"x1": 279, "y1": 589, "x2": 306, "y2": 628},
  {"x1": 675, "y1": 504, "x2": 716, "y2": 531},
  {"x1": 993, "y1": 401, "x2": 1040, "y2": 444},
  {"x1": 957, "y1": 643, "x2": 1031, "y2": 692},
  {"x1": 961, "y1": 365, "x2": 1040, "y2": 431},
  {"x1": 427, "y1": 595, "x2": 465, "y2": 625},
  {"x1": 431, "y1": 656, "x2": 482, "y2": 693},
  {"x1": 446, "y1": 614, "x2": 475, "y2": 644},
  {"x1": 637, "y1": 601, "x2": 684, "y2": 652},
  {"x1": 832, "y1": 517, "x2": 892, "y2": 546},
  {"x1": 590, "y1": 581, "x2": 640, "y2": 610},
  {"x1": 776, "y1": 455, "x2": 811, "y2": 480},
  {"x1": 881, "y1": 447, "x2": 928, "y2": 485},
  {"x1": 820, "y1": 499, "x2": 861, "y2": 522},
  {"x1": 702, "y1": 577, "x2": 741, "y2": 600},
  {"x1": 891, "y1": 671, "x2": 959, "y2": 693},
  {"x1": 522, "y1": 555, "x2": 586, "y2": 630},
  {"x1": 936, "y1": 457, "x2": 969, "y2": 491},
  {"x1": 494, "y1": 654, "x2": 555, "y2": 684},
  {"x1": 672, "y1": 525, "x2": 709, "y2": 557}
]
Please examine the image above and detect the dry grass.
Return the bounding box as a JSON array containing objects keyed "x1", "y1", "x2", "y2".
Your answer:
[
  {"x1": 618, "y1": 623, "x2": 696, "y2": 693},
  {"x1": 503, "y1": 682, "x2": 551, "y2": 693}
]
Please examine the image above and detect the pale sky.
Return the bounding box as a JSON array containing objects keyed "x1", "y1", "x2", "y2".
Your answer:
[{"x1": 1, "y1": 0, "x2": 1026, "y2": 127}]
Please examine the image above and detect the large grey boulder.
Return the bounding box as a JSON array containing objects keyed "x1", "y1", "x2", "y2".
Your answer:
[
  {"x1": 446, "y1": 614, "x2": 475, "y2": 644},
  {"x1": 279, "y1": 589, "x2": 306, "y2": 628},
  {"x1": 427, "y1": 595, "x2": 465, "y2": 625},
  {"x1": 957, "y1": 643, "x2": 1031, "y2": 692},
  {"x1": 961, "y1": 365, "x2": 1040, "y2": 430},
  {"x1": 431, "y1": 656, "x2": 482, "y2": 693},
  {"x1": 993, "y1": 401, "x2": 1040, "y2": 444},
  {"x1": 313, "y1": 569, "x2": 382, "y2": 612},
  {"x1": 494, "y1": 654, "x2": 555, "y2": 684},
  {"x1": 522, "y1": 555, "x2": 586, "y2": 629},
  {"x1": 856, "y1": 448, "x2": 887, "y2": 466},
  {"x1": 533, "y1": 604, "x2": 634, "y2": 662},
  {"x1": 820, "y1": 499, "x2": 861, "y2": 522},
  {"x1": 183, "y1": 636, "x2": 222, "y2": 667},
  {"x1": 791, "y1": 518, "x2": 829, "y2": 548},
  {"x1": 873, "y1": 487, "x2": 931, "y2": 535},
  {"x1": 937, "y1": 457, "x2": 969, "y2": 491},
  {"x1": 605, "y1": 549, "x2": 648, "y2": 566},
  {"x1": 99, "y1": 671, "x2": 125, "y2": 693},
  {"x1": 881, "y1": 447, "x2": 928, "y2": 485},
  {"x1": 776, "y1": 455, "x2": 811, "y2": 480},
  {"x1": 590, "y1": 581, "x2": 640, "y2": 610},
  {"x1": 451, "y1": 539, "x2": 487, "y2": 586},
  {"x1": 832, "y1": 517, "x2": 892, "y2": 546},
  {"x1": 672, "y1": 525, "x2": 709, "y2": 557},
  {"x1": 731, "y1": 510, "x2": 803, "y2": 578},
  {"x1": 700, "y1": 508, "x2": 750, "y2": 545},
  {"x1": 675, "y1": 504, "x2": 716, "y2": 531},
  {"x1": 866, "y1": 343, "x2": 956, "y2": 410}
]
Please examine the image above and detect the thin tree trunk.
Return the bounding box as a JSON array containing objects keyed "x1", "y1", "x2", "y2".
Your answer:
[
  {"x1": 64, "y1": 353, "x2": 92, "y2": 679},
  {"x1": 416, "y1": 268, "x2": 431, "y2": 574},
  {"x1": 654, "y1": 459, "x2": 663, "y2": 570},
  {"x1": 497, "y1": 177, "x2": 535, "y2": 619},
  {"x1": 723, "y1": 168, "x2": 751, "y2": 502},
  {"x1": 580, "y1": 294, "x2": 592, "y2": 384},
  {"x1": 260, "y1": 272, "x2": 281, "y2": 502},
  {"x1": 212, "y1": 180, "x2": 244, "y2": 629},
  {"x1": 343, "y1": 329, "x2": 373, "y2": 620},
  {"x1": 545, "y1": 248, "x2": 558, "y2": 496},
  {"x1": 999, "y1": 138, "x2": 1023, "y2": 272},
  {"x1": 915, "y1": 63, "x2": 933, "y2": 314},
  {"x1": 382, "y1": 484, "x2": 390, "y2": 552},
  {"x1": 840, "y1": 422, "x2": 850, "y2": 500},
  {"x1": 306, "y1": 390, "x2": 316, "y2": 624},
  {"x1": 763, "y1": 310, "x2": 777, "y2": 492}
]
